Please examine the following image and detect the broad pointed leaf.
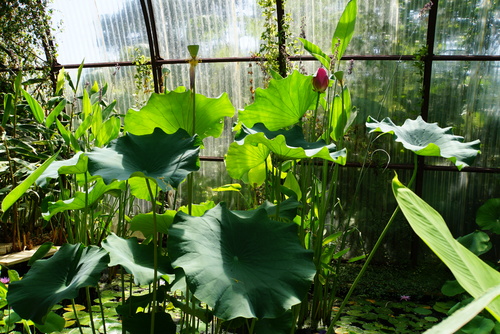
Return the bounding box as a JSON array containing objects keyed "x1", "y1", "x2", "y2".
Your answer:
[
  {"x1": 367, "y1": 116, "x2": 481, "y2": 170},
  {"x1": 2, "y1": 151, "x2": 59, "y2": 213},
  {"x1": 87, "y1": 128, "x2": 201, "y2": 191},
  {"x1": 298, "y1": 38, "x2": 330, "y2": 69},
  {"x1": 425, "y1": 284, "x2": 500, "y2": 334},
  {"x1": 42, "y1": 179, "x2": 126, "y2": 220},
  {"x1": 239, "y1": 71, "x2": 318, "y2": 131},
  {"x1": 102, "y1": 234, "x2": 173, "y2": 285},
  {"x1": 168, "y1": 203, "x2": 315, "y2": 320},
  {"x1": 7, "y1": 243, "x2": 109, "y2": 324},
  {"x1": 235, "y1": 123, "x2": 347, "y2": 164},
  {"x1": 392, "y1": 175, "x2": 500, "y2": 321},
  {"x1": 124, "y1": 91, "x2": 234, "y2": 139},
  {"x1": 332, "y1": 0, "x2": 357, "y2": 61},
  {"x1": 476, "y1": 198, "x2": 500, "y2": 234}
]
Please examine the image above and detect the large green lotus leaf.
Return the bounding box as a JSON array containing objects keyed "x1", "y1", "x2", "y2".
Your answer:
[
  {"x1": 476, "y1": 198, "x2": 500, "y2": 234},
  {"x1": 168, "y1": 203, "x2": 315, "y2": 320},
  {"x1": 239, "y1": 71, "x2": 318, "y2": 131},
  {"x1": 367, "y1": 116, "x2": 481, "y2": 170},
  {"x1": 392, "y1": 175, "x2": 500, "y2": 321},
  {"x1": 235, "y1": 123, "x2": 347, "y2": 164},
  {"x1": 225, "y1": 141, "x2": 270, "y2": 186},
  {"x1": 129, "y1": 211, "x2": 177, "y2": 237},
  {"x1": 7, "y1": 243, "x2": 109, "y2": 324},
  {"x1": 87, "y1": 128, "x2": 201, "y2": 191},
  {"x1": 42, "y1": 178, "x2": 126, "y2": 220},
  {"x1": 102, "y1": 233, "x2": 173, "y2": 285},
  {"x1": 124, "y1": 91, "x2": 234, "y2": 139}
]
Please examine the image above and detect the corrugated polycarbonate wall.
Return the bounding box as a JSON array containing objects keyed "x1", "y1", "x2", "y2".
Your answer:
[{"x1": 47, "y1": 0, "x2": 500, "y2": 263}]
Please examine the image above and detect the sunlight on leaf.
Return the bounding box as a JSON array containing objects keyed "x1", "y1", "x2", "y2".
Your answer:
[{"x1": 367, "y1": 116, "x2": 480, "y2": 170}]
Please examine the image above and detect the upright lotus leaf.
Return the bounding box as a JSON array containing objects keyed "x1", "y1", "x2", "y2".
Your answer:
[
  {"x1": 102, "y1": 233, "x2": 173, "y2": 285},
  {"x1": 392, "y1": 175, "x2": 500, "y2": 321},
  {"x1": 367, "y1": 116, "x2": 481, "y2": 170},
  {"x1": 168, "y1": 203, "x2": 316, "y2": 320},
  {"x1": 239, "y1": 71, "x2": 318, "y2": 131},
  {"x1": 42, "y1": 178, "x2": 126, "y2": 220},
  {"x1": 7, "y1": 243, "x2": 109, "y2": 324},
  {"x1": 476, "y1": 198, "x2": 500, "y2": 234},
  {"x1": 129, "y1": 211, "x2": 177, "y2": 237},
  {"x1": 124, "y1": 91, "x2": 234, "y2": 139},
  {"x1": 235, "y1": 123, "x2": 347, "y2": 164},
  {"x1": 225, "y1": 141, "x2": 270, "y2": 186},
  {"x1": 87, "y1": 128, "x2": 201, "y2": 191}
]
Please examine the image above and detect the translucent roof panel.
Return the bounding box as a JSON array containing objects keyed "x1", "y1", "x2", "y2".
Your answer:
[
  {"x1": 50, "y1": 0, "x2": 150, "y2": 64},
  {"x1": 288, "y1": 0, "x2": 428, "y2": 56},
  {"x1": 435, "y1": 0, "x2": 500, "y2": 55},
  {"x1": 153, "y1": 0, "x2": 263, "y2": 59}
]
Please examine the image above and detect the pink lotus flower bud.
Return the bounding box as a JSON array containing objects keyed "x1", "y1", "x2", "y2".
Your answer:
[{"x1": 312, "y1": 68, "x2": 329, "y2": 93}]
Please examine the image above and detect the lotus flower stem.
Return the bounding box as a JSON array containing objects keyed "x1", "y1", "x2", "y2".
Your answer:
[
  {"x1": 145, "y1": 179, "x2": 159, "y2": 334},
  {"x1": 326, "y1": 155, "x2": 418, "y2": 332}
]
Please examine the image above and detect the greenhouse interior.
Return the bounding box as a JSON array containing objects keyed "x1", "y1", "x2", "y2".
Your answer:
[{"x1": 0, "y1": 0, "x2": 499, "y2": 333}]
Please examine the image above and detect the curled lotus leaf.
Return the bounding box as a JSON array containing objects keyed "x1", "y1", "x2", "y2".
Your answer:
[
  {"x1": 367, "y1": 116, "x2": 480, "y2": 170},
  {"x1": 235, "y1": 123, "x2": 347, "y2": 164}
]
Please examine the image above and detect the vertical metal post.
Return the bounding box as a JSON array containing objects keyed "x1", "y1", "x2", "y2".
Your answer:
[
  {"x1": 140, "y1": 0, "x2": 163, "y2": 93},
  {"x1": 276, "y1": 0, "x2": 287, "y2": 77},
  {"x1": 412, "y1": 0, "x2": 440, "y2": 264}
]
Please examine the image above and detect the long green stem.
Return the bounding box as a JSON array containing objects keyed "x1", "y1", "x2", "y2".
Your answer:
[
  {"x1": 96, "y1": 284, "x2": 107, "y2": 334},
  {"x1": 326, "y1": 155, "x2": 419, "y2": 332},
  {"x1": 72, "y1": 299, "x2": 84, "y2": 334},
  {"x1": 145, "y1": 179, "x2": 159, "y2": 334},
  {"x1": 85, "y1": 287, "x2": 96, "y2": 334}
]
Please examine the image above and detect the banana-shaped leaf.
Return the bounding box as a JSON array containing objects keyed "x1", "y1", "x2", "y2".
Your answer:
[
  {"x1": 367, "y1": 116, "x2": 481, "y2": 170},
  {"x1": 168, "y1": 203, "x2": 315, "y2": 320},
  {"x1": 124, "y1": 91, "x2": 234, "y2": 139},
  {"x1": 239, "y1": 71, "x2": 318, "y2": 131},
  {"x1": 392, "y1": 175, "x2": 500, "y2": 321}
]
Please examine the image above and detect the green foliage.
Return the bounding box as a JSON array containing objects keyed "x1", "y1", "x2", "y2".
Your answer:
[
  {"x1": 7, "y1": 243, "x2": 110, "y2": 324},
  {"x1": 168, "y1": 203, "x2": 315, "y2": 320},
  {"x1": 392, "y1": 176, "x2": 500, "y2": 322}
]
